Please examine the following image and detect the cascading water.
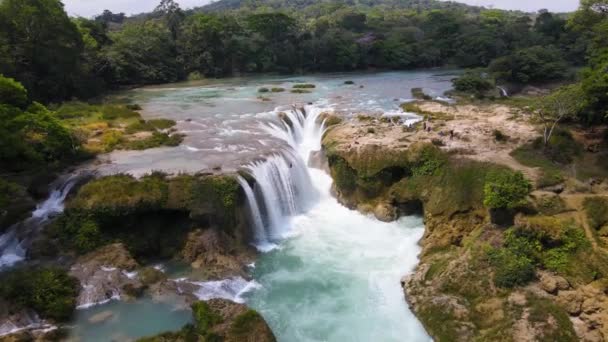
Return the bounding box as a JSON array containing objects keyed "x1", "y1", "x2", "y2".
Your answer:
[
  {"x1": 242, "y1": 103, "x2": 429, "y2": 341},
  {"x1": 237, "y1": 105, "x2": 330, "y2": 249},
  {"x1": 0, "y1": 174, "x2": 81, "y2": 269}
]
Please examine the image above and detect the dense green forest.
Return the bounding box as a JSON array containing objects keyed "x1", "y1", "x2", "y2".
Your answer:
[
  {"x1": 0, "y1": 0, "x2": 599, "y2": 102},
  {"x1": 0, "y1": 0, "x2": 607, "y2": 174}
]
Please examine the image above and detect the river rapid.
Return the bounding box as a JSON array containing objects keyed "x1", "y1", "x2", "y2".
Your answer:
[{"x1": 2, "y1": 71, "x2": 456, "y2": 341}]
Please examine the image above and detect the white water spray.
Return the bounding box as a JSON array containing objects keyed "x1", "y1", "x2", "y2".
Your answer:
[{"x1": 0, "y1": 175, "x2": 81, "y2": 269}]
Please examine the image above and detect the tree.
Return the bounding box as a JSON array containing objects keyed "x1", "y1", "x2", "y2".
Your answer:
[
  {"x1": 489, "y1": 46, "x2": 568, "y2": 84},
  {"x1": 154, "y1": 0, "x2": 185, "y2": 40},
  {"x1": 537, "y1": 85, "x2": 585, "y2": 147},
  {"x1": 0, "y1": 75, "x2": 28, "y2": 109},
  {"x1": 104, "y1": 22, "x2": 181, "y2": 84},
  {"x1": 0, "y1": 0, "x2": 83, "y2": 102}
]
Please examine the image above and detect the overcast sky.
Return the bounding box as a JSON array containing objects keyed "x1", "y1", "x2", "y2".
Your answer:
[{"x1": 61, "y1": 0, "x2": 581, "y2": 18}]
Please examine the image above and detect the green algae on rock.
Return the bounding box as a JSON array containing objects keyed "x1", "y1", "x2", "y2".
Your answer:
[{"x1": 137, "y1": 299, "x2": 276, "y2": 342}]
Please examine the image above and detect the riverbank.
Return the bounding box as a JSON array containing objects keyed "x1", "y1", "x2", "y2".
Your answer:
[{"x1": 321, "y1": 99, "x2": 608, "y2": 341}]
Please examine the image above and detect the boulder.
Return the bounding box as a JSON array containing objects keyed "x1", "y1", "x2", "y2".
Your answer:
[
  {"x1": 88, "y1": 310, "x2": 114, "y2": 324},
  {"x1": 374, "y1": 203, "x2": 397, "y2": 222},
  {"x1": 69, "y1": 243, "x2": 141, "y2": 307},
  {"x1": 557, "y1": 291, "x2": 583, "y2": 316}
]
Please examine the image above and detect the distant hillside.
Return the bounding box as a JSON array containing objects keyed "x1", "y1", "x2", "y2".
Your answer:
[{"x1": 198, "y1": 0, "x2": 484, "y2": 14}]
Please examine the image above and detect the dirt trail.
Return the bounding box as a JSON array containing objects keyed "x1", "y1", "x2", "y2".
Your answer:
[{"x1": 416, "y1": 102, "x2": 541, "y2": 181}]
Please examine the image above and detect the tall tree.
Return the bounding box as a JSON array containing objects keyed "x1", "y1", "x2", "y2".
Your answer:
[{"x1": 0, "y1": 0, "x2": 83, "y2": 102}]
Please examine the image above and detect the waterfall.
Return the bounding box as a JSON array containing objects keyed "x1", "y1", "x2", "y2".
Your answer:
[
  {"x1": 498, "y1": 86, "x2": 509, "y2": 97},
  {"x1": 0, "y1": 174, "x2": 82, "y2": 270},
  {"x1": 239, "y1": 104, "x2": 329, "y2": 249},
  {"x1": 236, "y1": 176, "x2": 269, "y2": 247}
]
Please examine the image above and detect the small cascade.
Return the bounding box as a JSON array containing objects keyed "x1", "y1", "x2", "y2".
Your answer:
[
  {"x1": 240, "y1": 104, "x2": 329, "y2": 248},
  {"x1": 498, "y1": 86, "x2": 509, "y2": 97},
  {"x1": 0, "y1": 174, "x2": 83, "y2": 270}
]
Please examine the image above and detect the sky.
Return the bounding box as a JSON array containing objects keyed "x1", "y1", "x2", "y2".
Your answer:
[{"x1": 61, "y1": 0, "x2": 581, "y2": 18}]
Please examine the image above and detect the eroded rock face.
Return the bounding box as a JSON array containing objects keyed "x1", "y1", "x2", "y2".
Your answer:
[
  {"x1": 320, "y1": 114, "x2": 600, "y2": 341},
  {"x1": 206, "y1": 299, "x2": 276, "y2": 342},
  {"x1": 69, "y1": 243, "x2": 141, "y2": 308},
  {"x1": 181, "y1": 228, "x2": 253, "y2": 280}
]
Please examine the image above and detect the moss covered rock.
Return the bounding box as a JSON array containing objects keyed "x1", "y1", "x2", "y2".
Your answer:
[
  {"x1": 138, "y1": 299, "x2": 275, "y2": 342},
  {"x1": 51, "y1": 173, "x2": 251, "y2": 261}
]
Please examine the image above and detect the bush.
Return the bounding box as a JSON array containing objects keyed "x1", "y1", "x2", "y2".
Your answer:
[
  {"x1": 258, "y1": 87, "x2": 269, "y2": 93},
  {"x1": 192, "y1": 301, "x2": 221, "y2": 335},
  {"x1": 0, "y1": 267, "x2": 79, "y2": 322},
  {"x1": 291, "y1": 89, "x2": 311, "y2": 94},
  {"x1": 452, "y1": 71, "x2": 494, "y2": 96},
  {"x1": 584, "y1": 197, "x2": 608, "y2": 230},
  {"x1": 412, "y1": 145, "x2": 446, "y2": 176},
  {"x1": 411, "y1": 87, "x2": 432, "y2": 100},
  {"x1": 493, "y1": 129, "x2": 508, "y2": 142},
  {"x1": 292, "y1": 83, "x2": 315, "y2": 89},
  {"x1": 51, "y1": 212, "x2": 104, "y2": 253},
  {"x1": 126, "y1": 104, "x2": 142, "y2": 111},
  {"x1": 483, "y1": 169, "x2": 531, "y2": 209},
  {"x1": 488, "y1": 246, "x2": 536, "y2": 288},
  {"x1": 271, "y1": 87, "x2": 285, "y2": 92},
  {"x1": 0, "y1": 74, "x2": 28, "y2": 109},
  {"x1": 344, "y1": 80, "x2": 355, "y2": 85}
]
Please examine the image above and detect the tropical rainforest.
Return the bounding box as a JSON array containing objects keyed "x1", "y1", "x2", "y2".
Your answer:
[{"x1": 2, "y1": 0, "x2": 608, "y2": 340}]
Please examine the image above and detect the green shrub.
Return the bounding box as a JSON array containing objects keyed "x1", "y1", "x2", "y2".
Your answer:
[
  {"x1": 258, "y1": 87, "x2": 269, "y2": 93},
  {"x1": 452, "y1": 71, "x2": 494, "y2": 96},
  {"x1": 483, "y1": 169, "x2": 531, "y2": 209},
  {"x1": 230, "y1": 310, "x2": 264, "y2": 336},
  {"x1": 492, "y1": 129, "x2": 508, "y2": 142},
  {"x1": 0, "y1": 178, "x2": 23, "y2": 209},
  {"x1": 191, "y1": 301, "x2": 221, "y2": 335},
  {"x1": 101, "y1": 105, "x2": 140, "y2": 120},
  {"x1": 583, "y1": 197, "x2": 608, "y2": 230},
  {"x1": 0, "y1": 267, "x2": 79, "y2": 322},
  {"x1": 0, "y1": 74, "x2": 28, "y2": 109},
  {"x1": 411, "y1": 87, "x2": 432, "y2": 100},
  {"x1": 125, "y1": 120, "x2": 155, "y2": 134},
  {"x1": 51, "y1": 212, "x2": 104, "y2": 253},
  {"x1": 290, "y1": 89, "x2": 311, "y2": 94},
  {"x1": 292, "y1": 83, "x2": 315, "y2": 89},
  {"x1": 411, "y1": 145, "x2": 446, "y2": 177},
  {"x1": 344, "y1": 80, "x2": 355, "y2": 85},
  {"x1": 488, "y1": 247, "x2": 536, "y2": 288},
  {"x1": 101, "y1": 130, "x2": 124, "y2": 152},
  {"x1": 126, "y1": 104, "x2": 142, "y2": 111},
  {"x1": 270, "y1": 87, "x2": 285, "y2": 92}
]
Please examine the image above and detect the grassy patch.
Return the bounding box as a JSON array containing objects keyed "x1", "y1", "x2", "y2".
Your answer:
[
  {"x1": 125, "y1": 132, "x2": 184, "y2": 150},
  {"x1": 583, "y1": 197, "x2": 608, "y2": 230},
  {"x1": 527, "y1": 295, "x2": 577, "y2": 342},
  {"x1": 292, "y1": 83, "x2": 315, "y2": 89},
  {"x1": 291, "y1": 89, "x2": 312, "y2": 94},
  {"x1": 271, "y1": 87, "x2": 285, "y2": 92}
]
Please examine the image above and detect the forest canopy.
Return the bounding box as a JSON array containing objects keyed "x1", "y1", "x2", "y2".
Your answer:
[{"x1": 0, "y1": 0, "x2": 590, "y2": 102}]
